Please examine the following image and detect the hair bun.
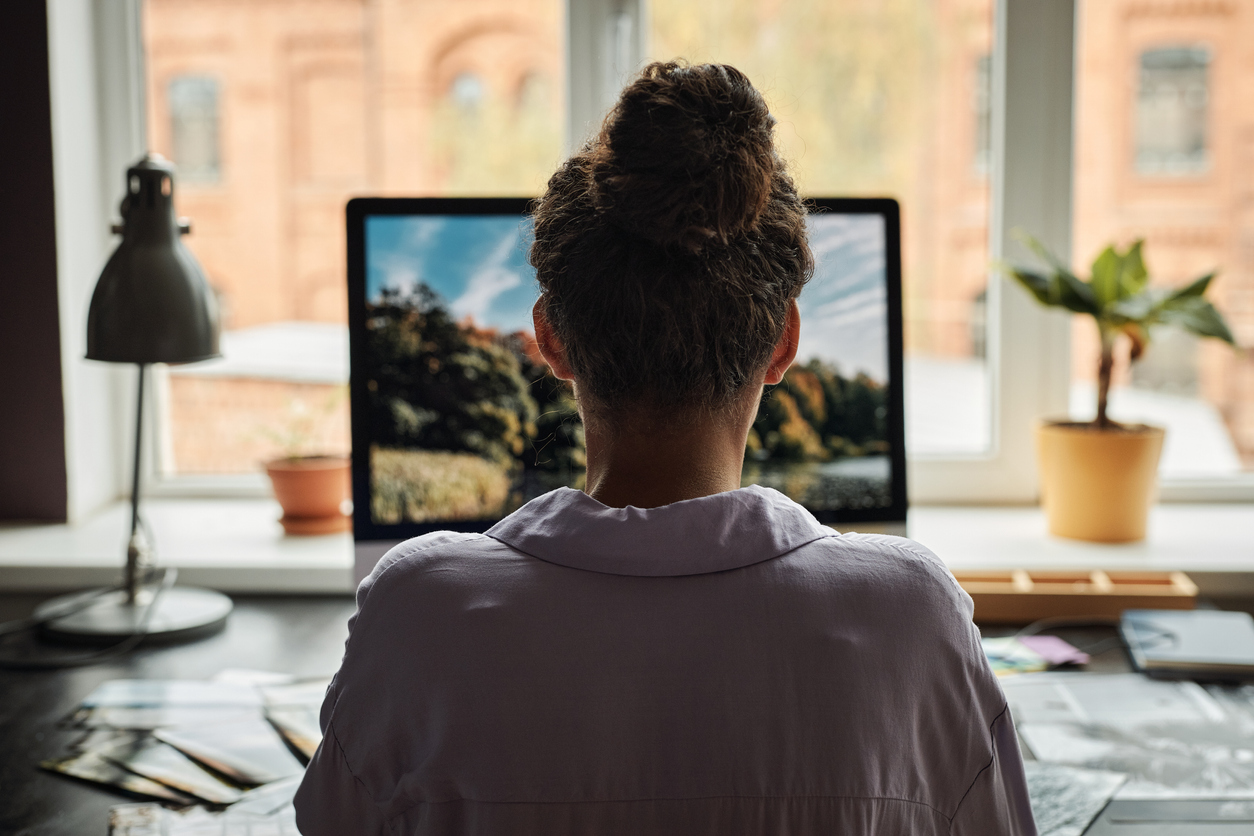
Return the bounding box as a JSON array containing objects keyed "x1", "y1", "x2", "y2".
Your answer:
[{"x1": 590, "y1": 62, "x2": 777, "y2": 254}]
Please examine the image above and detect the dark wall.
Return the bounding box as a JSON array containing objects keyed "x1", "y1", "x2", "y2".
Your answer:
[{"x1": 0, "y1": 0, "x2": 68, "y2": 521}]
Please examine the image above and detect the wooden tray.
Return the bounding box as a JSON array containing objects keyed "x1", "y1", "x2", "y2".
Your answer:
[{"x1": 952, "y1": 569, "x2": 1197, "y2": 624}]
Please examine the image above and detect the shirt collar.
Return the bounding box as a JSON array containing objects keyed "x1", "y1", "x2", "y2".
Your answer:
[{"x1": 486, "y1": 485, "x2": 837, "y2": 577}]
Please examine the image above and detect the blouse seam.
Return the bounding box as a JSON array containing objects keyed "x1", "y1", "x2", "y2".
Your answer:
[
  {"x1": 327, "y1": 719, "x2": 388, "y2": 819},
  {"x1": 948, "y1": 701, "x2": 1011, "y2": 830}
]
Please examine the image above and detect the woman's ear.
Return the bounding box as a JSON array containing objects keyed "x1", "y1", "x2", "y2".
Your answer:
[
  {"x1": 763, "y1": 300, "x2": 800, "y2": 385},
  {"x1": 533, "y1": 299, "x2": 576, "y2": 381}
]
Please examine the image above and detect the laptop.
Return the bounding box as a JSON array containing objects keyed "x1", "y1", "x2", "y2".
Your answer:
[
  {"x1": 1122, "y1": 609, "x2": 1254, "y2": 681},
  {"x1": 345, "y1": 197, "x2": 908, "y2": 581}
]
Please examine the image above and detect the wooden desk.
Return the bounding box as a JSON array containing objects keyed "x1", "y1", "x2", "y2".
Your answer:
[
  {"x1": 0, "y1": 593, "x2": 355, "y2": 836},
  {"x1": 0, "y1": 592, "x2": 1245, "y2": 835}
]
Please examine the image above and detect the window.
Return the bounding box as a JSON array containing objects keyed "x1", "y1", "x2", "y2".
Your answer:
[
  {"x1": 1073, "y1": 7, "x2": 1253, "y2": 485},
  {"x1": 168, "y1": 76, "x2": 220, "y2": 184},
  {"x1": 60, "y1": 0, "x2": 1238, "y2": 509},
  {"x1": 141, "y1": 0, "x2": 565, "y2": 476},
  {"x1": 973, "y1": 54, "x2": 992, "y2": 176},
  {"x1": 1135, "y1": 46, "x2": 1210, "y2": 176},
  {"x1": 650, "y1": 0, "x2": 995, "y2": 457},
  {"x1": 450, "y1": 73, "x2": 487, "y2": 111}
]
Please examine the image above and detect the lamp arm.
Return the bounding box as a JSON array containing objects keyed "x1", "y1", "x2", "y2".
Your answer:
[{"x1": 126, "y1": 363, "x2": 150, "y2": 603}]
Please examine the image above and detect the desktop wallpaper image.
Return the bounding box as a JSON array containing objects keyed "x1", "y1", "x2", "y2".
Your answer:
[{"x1": 363, "y1": 213, "x2": 892, "y2": 525}]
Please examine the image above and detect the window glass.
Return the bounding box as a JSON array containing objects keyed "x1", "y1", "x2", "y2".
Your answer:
[
  {"x1": 973, "y1": 54, "x2": 992, "y2": 177},
  {"x1": 649, "y1": 0, "x2": 995, "y2": 456},
  {"x1": 168, "y1": 76, "x2": 220, "y2": 184},
  {"x1": 143, "y1": 0, "x2": 565, "y2": 474},
  {"x1": 1136, "y1": 47, "x2": 1210, "y2": 176},
  {"x1": 1072, "y1": 5, "x2": 1252, "y2": 477}
]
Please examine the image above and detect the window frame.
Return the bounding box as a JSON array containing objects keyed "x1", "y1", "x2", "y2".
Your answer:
[{"x1": 53, "y1": 0, "x2": 1252, "y2": 517}]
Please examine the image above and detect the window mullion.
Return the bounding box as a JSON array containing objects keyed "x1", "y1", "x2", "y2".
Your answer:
[
  {"x1": 565, "y1": 0, "x2": 647, "y2": 152},
  {"x1": 909, "y1": 0, "x2": 1075, "y2": 505}
]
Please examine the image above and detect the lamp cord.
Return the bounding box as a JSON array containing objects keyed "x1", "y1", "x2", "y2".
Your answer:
[{"x1": 0, "y1": 567, "x2": 176, "y2": 671}]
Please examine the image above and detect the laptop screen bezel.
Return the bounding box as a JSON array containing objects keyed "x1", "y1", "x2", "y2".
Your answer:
[{"x1": 346, "y1": 196, "x2": 907, "y2": 542}]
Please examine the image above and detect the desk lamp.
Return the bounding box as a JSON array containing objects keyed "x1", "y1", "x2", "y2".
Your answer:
[{"x1": 36, "y1": 154, "x2": 234, "y2": 645}]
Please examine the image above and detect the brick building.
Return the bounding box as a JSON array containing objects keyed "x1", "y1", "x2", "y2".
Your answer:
[{"x1": 145, "y1": 0, "x2": 1253, "y2": 472}]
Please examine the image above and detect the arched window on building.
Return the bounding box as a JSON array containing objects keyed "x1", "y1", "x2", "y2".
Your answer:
[
  {"x1": 515, "y1": 71, "x2": 551, "y2": 114},
  {"x1": 1136, "y1": 46, "x2": 1210, "y2": 176},
  {"x1": 450, "y1": 72, "x2": 487, "y2": 113},
  {"x1": 168, "y1": 75, "x2": 221, "y2": 184}
]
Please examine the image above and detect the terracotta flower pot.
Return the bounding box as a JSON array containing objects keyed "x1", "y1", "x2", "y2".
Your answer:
[
  {"x1": 1036, "y1": 421, "x2": 1165, "y2": 543},
  {"x1": 264, "y1": 455, "x2": 352, "y2": 535}
]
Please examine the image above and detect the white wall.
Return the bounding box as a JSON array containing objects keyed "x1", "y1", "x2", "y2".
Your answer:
[{"x1": 46, "y1": 0, "x2": 147, "y2": 522}]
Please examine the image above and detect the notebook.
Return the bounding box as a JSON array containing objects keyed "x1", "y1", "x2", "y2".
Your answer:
[{"x1": 1121, "y1": 609, "x2": 1254, "y2": 680}]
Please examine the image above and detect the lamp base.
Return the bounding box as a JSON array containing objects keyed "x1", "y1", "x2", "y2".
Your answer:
[{"x1": 35, "y1": 587, "x2": 233, "y2": 646}]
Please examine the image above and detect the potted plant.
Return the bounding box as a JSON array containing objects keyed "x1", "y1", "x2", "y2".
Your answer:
[
  {"x1": 262, "y1": 390, "x2": 351, "y2": 536},
  {"x1": 1004, "y1": 236, "x2": 1235, "y2": 542}
]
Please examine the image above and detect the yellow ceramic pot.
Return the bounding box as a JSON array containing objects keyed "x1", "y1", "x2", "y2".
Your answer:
[{"x1": 1036, "y1": 421, "x2": 1165, "y2": 543}]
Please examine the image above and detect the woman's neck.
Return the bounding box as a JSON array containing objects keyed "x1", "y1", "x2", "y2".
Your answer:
[{"x1": 581, "y1": 395, "x2": 758, "y2": 509}]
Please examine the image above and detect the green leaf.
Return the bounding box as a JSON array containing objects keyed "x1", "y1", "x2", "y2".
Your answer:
[
  {"x1": 1158, "y1": 297, "x2": 1236, "y2": 344},
  {"x1": 1090, "y1": 246, "x2": 1121, "y2": 306},
  {"x1": 1109, "y1": 288, "x2": 1165, "y2": 324},
  {"x1": 1006, "y1": 268, "x2": 1054, "y2": 306},
  {"x1": 1118, "y1": 240, "x2": 1148, "y2": 298},
  {"x1": 1166, "y1": 271, "x2": 1215, "y2": 301},
  {"x1": 1016, "y1": 231, "x2": 1069, "y2": 273},
  {"x1": 1055, "y1": 271, "x2": 1100, "y2": 315}
]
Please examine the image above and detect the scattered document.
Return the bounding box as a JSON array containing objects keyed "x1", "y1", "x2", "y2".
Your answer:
[
  {"x1": 983, "y1": 637, "x2": 1050, "y2": 676},
  {"x1": 107, "y1": 800, "x2": 298, "y2": 835},
  {"x1": 42, "y1": 750, "x2": 197, "y2": 806},
  {"x1": 982, "y1": 635, "x2": 1089, "y2": 677},
  {"x1": 1024, "y1": 761, "x2": 1126, "y2": 836},
  {"x1": 97, "y1": 734, "x2": 244, "y2": 805},
  {"x1": 81, "y1": 679, "x2": 264, "y2": 708},
  {"x1": 155, "y1": 717, "x2": 305, "y2": 785},
  {"x1": 45, "y1": 669, "x2": 331, "y2": 823},
  {"x1": 265, "y1": 705, "x2": 322, "y2": 760},
  {"x1": 1005, "y1": 673, "x2": 1254, "y2": 799}
]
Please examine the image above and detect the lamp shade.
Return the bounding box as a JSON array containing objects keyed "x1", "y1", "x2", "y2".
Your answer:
[{"x1": 86, "y1": 154, "x2": 220, "y2": 364}]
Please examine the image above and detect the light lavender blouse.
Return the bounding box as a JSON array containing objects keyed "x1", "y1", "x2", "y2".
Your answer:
[{"x1": 295, "y1": 485, "x2": 1036, "y2": 835}]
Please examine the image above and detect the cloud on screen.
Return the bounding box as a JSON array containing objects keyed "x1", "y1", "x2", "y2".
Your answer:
[
  {"x1": 365, "y1": 215, "x2": 537, "y2": 333},
  {"x1": 796, "y1": 214, "x2": 890, "y2": 382},
  {"x1": 449, "y1": 229, "x2": 523, "y2": 323}
]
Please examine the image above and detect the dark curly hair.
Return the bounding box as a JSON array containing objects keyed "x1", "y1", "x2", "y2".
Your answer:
[{"x1": 529, "y1": 61, "x2": 813, "y2": 413}]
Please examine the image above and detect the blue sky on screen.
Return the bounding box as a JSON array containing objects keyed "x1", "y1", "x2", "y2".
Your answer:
[
  {"x1": 366, "y1": 215, "x2": 537, "y2": 334},
  {"x1": 366, "y1": 212, "x2": 888, "y2": 382},
  {"x1": 797, "y1": 213, "x2": 889, "y2": 382}
]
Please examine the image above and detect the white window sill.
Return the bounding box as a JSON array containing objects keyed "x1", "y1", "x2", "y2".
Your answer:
[
  {"x1": 908, "y1": 503, "x2": 1254, "y2": 597},
  {"x1": 0, "y1": 499, "x2": 354, "y2": 594},
  {"x1": 0, "y1": 498, "x2": 1250, "y2": 596}
]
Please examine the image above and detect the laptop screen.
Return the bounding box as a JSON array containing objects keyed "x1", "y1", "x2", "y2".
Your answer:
[{"x1": 347, "y1": 197, "x2": 905, "y2": 541}]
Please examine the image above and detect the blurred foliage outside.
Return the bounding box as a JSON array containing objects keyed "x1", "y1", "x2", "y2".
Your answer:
[
  {"x1": 651, "y1": 0, "x2": 990, "y2": 367},
  {"x1": 651, "y1": 0, "x2": 936, "y2": 196},
  {"x1": 429, "y1": 78, "x2": 564, "y2": 197}
]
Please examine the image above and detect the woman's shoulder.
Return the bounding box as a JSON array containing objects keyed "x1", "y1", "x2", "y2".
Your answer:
[
  {"x1": 354, "y1": 531, "x2": 518, "y2": 605},
  {"x1": 789, "y1": 531, "x2": 975, "y2": 623}
]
